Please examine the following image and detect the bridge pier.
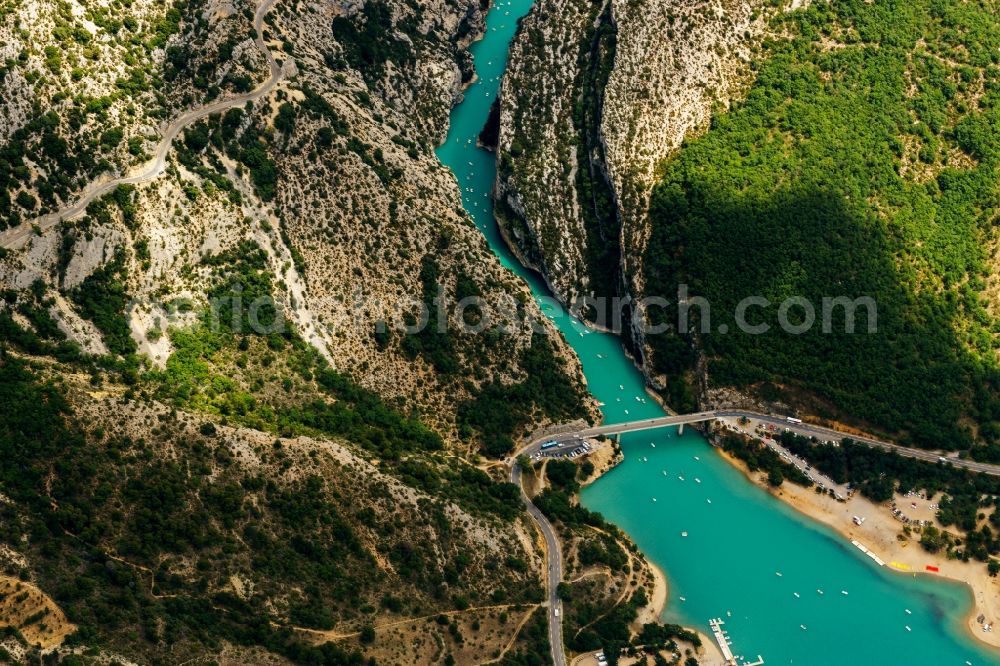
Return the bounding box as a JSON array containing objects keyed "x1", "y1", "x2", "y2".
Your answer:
[{"x1": 678, "y1": 423, "x2": 684, "y2": 435}]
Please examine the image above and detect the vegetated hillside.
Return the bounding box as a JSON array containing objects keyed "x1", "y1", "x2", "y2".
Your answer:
[
  {"x1": 0, "y1": 0, "x2": 596, "y2": 661},
  {"x1": 643, "y1": 0, "x2": 1000, "y2": 456},
  {"x1": 0, "y1": 347, "x2": 546, "y2": 664},
  {"x1": 0, "y1": 0, "x2": 267, "y2": 230}
]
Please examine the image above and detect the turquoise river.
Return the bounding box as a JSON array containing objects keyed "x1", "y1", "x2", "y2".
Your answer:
[{"x1": 435, "y1": 1, "x2": 997, "y2": 663}]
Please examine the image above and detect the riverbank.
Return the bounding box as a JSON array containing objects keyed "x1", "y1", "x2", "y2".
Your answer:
[
  {"x1": 575, "y1": 442, "x2": 726, "y2": 664},
  {"x1": 714, "y1": 446, "x2": 1000, "y2": 652},
  {"x1": 634, "y1": 559, "x2": 668, "y2": 628},
  {"x1": 638, "y1": 546, "x2": 727, "y2": 665}
]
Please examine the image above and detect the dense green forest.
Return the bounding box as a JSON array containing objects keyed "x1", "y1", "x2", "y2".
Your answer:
[
  {"x1": 644, "y1": 0, "x2": 1000, "y2": 452},
  {"x1": 0, "y1": 353, "x2": 375, "y2": 664}
]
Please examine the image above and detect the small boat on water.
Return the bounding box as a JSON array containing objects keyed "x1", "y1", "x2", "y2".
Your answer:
[
  {"x1": 681, "y1": 531, "x2": 688, "y2": 537},
  {"x1": 776, "y1": 572, "x2": 783, "y2": 577},
  {"x1": 695, "y1": 478, "x2": 702, "y2": 484},
  {"x1": 706, "y1": 499, "x2": 712, "y2": 504},
  {"x1": 651, "y1": 442, "x2": 656, "y2": 448},
  {"x1": 625, "y1": 410, "x2": 630, "y2": 415},
  {"x1": 905, "y1": 609, "x2": 911, "y2": 615},
  {"x1": 905, "y1": 626, "x2": 912, "y2": 632},
  {"x1": 652, "y1": 497, "x2": 657, "y2": 502},
  {"x1": 694, "y1": 456, "x2": 700, "y2": 461},
  {"x1": 841, "y1": 590, "x2": 849, "y2": 596},
  {"x1": 619, "y1": 384, "x2": 624, "y2": 390},
  {"x1": 817, "y1": 589, "x2": 824, "y2": 595},
  {"x1": 679, "y1": 596, "x2": 686, "y2": 601},
  {"x1": 662, "y1": 470, "x2": 667, "y2": 476},
  {"x1": 800, "y1": 624, "x2": 807, "y2": 631},
  {"x1": 642, "y1": 456, "x2": 648, "y2": 462},
  {"x1": 678, "y1": 475, "x2": 685, "y2": 481},
  {"x1": 793, "y1": 592, "x2": 800, "y2": 598}
]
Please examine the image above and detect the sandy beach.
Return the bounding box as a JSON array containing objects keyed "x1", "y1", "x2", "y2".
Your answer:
[
  {"x1": 716, "y1": 448, "x2": 1000, "y2": 653},
  {"x1": 634, "y1": 558, "x2": 668, "y2": 628}
]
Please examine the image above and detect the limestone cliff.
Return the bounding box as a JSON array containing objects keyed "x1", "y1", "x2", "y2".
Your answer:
[
  {"x1": 497, "y1": 0, "x2": 781, "y2": 371},
  {"x1": 494, "y1": 0, "x2": 599, "y2": 303},
  {"x1": 0, "y1": 0, "x2": 594, "y2": 440}
]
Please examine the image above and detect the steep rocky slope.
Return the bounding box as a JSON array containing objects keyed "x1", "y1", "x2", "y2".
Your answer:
[
  {"x1": 494, "y1": 0, "x2": 600, "y2": 303},
  {"x1": 500, "y1": 0, "x2": 1000, "y2": 455},
  {"x1": 0, "y1": 0, "x2": 597, "y2": 662},
  {"x1": 496, "y1": 0, "x2": 776, "y2": 307},
  {"x1": 0, "y1": 0, "x2": 267, "y2": 229},
  {"x1": 0, "y1": 0, "x2": 594, "y2": 441}
]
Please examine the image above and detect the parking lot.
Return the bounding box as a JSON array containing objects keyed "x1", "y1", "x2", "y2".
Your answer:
[{"x1": 532, "y1": 436, "x2": 600, "y2": 460}]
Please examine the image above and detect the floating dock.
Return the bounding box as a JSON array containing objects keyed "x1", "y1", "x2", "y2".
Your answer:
[
  {"x1": 709, "y1": 618, "x2": 765, "y2": 666},
  {"x1": 708, "y1": 618, "x2": 736, "y2": 665},
  {"x1": 852, "y1": 539, "x2": 885, "y2": 566}
]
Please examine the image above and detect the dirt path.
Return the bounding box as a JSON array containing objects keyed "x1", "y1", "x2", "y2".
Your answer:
[{"x1": 293, "y1": 603, "x2": 539, "y2": 642}]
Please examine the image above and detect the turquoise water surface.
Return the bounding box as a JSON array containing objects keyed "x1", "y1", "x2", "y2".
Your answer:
[{"x1": 434, "y1": 1, "x2": 996, "y2": 663}]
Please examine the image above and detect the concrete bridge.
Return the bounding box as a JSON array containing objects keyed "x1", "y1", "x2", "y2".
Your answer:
[
  {"x1": 521, "y1": 409, "x2": 1000, "y2": 477},
  {"x1": 511, "y1": 409, "x2": 1000, "y2": 666}
]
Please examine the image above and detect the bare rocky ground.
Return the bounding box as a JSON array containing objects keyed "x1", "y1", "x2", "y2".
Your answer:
[{"x1": 0, "y1": 0, "x2": 595, "y2": 435}]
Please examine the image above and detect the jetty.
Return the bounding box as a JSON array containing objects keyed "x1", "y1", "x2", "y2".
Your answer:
[
  {"x1": 708, "y1": 618, "x2": 765, "y2": 666},
  {"x1": 708, "y1": 618, "x2": 736, "y2": 665}
]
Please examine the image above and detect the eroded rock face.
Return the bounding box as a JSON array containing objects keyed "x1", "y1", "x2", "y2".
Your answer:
[
  {"x1": 497, "y1": 0, "x2": 779, "y2": 376},
  {"x1": 494, "y1": 0, "x2": 599, "y2": 304},
  {"x1": 0, "y1": 0, "x2": 592, "y2": 440},
  {"x1": 602, "y1": 0, "x2": 772, "y2": 294}
]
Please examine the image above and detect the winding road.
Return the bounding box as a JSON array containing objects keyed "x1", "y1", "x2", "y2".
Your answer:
[
  {"x1": 0, "y1": 0, "x2": 284, "y2": 250},
  {"x1": 510, "y1": 455, "x2": 566, "y2": 666}
]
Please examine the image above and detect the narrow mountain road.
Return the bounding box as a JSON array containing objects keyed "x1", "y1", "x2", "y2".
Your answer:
[
  {"x1": 510, "y1": 454, "x2": 566, "y2": 666},
  {"x1": 0, "y1": 0, "x2": 284, "y2": 250}
]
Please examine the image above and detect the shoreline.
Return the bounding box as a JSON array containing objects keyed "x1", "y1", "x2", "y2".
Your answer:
[
  {"x1": 579, "y1": 441, "x2": 726, "y2": 664},
  {"x1": 713, "y1": 446, "x2": 1000, "y2": 653},
  {"x1": 641, "y1": 553, "x2": 728, "y2": 665}
]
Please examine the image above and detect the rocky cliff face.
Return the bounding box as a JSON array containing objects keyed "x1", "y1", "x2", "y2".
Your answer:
[
  {"x1": 0, "y1": 0, "x2": 593, "y2": 437},
  {"x1": 497, "y1": 0, "x2": 779, "y2": 367},
  {"x1": 494, "y1": 0, "x2": 598, "y2": 303},
  {"x1": 601, "y1": 0, "x2": 772, "y2": 295},
  {"x1": 0, "y1": 0, "x2": 593, "y2": 661}
]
